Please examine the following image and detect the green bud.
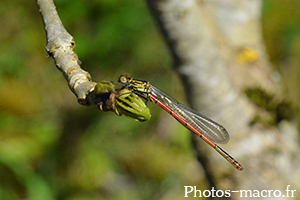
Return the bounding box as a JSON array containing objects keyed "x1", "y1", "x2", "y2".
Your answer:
[
  {"x1": 94, "y1": 81, "x2": 115, "y2": 96},
  {"x1": 115, "y1": 89, "x2": 151, "y2": 122}
]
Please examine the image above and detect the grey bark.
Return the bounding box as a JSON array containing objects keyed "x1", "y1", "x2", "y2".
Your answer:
[
  {"x1": 147, "y1": 0, "x2": 300, "y2": 198},
  {"x1": 36, "y1": 0, "x2": 96, "y2": 105}
]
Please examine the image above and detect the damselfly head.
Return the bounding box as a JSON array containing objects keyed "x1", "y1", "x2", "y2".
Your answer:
[{"x1": 118, "y1": 74, "x2": 131, "y2": 84}]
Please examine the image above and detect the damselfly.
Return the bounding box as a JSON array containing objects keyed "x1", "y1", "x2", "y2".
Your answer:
[{"x1": 118, "y1": 74, "x2": 243, "y2": 171}]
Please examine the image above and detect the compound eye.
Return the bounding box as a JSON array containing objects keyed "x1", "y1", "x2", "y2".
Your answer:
[{"x1": 118, "y1": 75, "x2": 128, "y2": 84}]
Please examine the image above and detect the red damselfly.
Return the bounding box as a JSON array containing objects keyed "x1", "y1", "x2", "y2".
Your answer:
[{"x1": 118, "y1": 74, "x2": 243, "y2": 171}]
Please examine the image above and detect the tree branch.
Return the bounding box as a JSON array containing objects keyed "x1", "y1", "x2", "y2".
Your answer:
[
  {"x1": 147, "y1": 0, "x2": 300, "y2": 195},
  {"x1": 36, "y1": 0, "x2": 151, "y2": 122},
  {"x1": 36, "y1": 0, "x2": 95, "y2": 105}
]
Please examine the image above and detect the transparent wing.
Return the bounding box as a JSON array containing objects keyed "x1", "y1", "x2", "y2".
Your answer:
[{"x1": 150, "y1": 85, "x2": 229, "y2": 144}]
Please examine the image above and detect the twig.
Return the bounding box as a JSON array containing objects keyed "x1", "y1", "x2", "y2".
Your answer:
[{"x1": 36, "y1": 0, "x2": 95, "y2": 106}]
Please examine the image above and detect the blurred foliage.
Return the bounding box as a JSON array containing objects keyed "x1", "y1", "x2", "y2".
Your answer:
[
  {"x1": 0, "y1": 0, "x2": 299, "y2": 199},
  {"x1": 262, "y1": 0, "x2": 300, "y2": 106}
]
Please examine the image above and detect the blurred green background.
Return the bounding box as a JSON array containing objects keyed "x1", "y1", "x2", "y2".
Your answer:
[{"x1": 0, "y1": 0, "x2": 299, "y2": 199}]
